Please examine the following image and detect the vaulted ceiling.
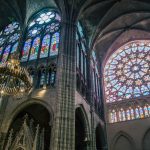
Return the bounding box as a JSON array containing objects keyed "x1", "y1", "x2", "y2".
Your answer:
[{"x1": 1, "y1": 0, "x2": 150, "y2": 63}]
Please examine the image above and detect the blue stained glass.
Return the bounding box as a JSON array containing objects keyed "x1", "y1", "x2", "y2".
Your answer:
[
  {"x1": 126, "y1": 111, "x2": 131, "y2": 119},
  {"x1": 0, "y1": 47, "x2": 3, "y2": 55},
  {"x1": 40, "y1": 73, "x2": 45, "y2": 86},
  {"x1": 29, "y1": 37, "x2": 40, "y2": 60},
  {"x1": 125, "y1": 48, "x2": 131, "y2": 54},
  {"x1": 50, "y1": 32, "x2": 59, "y2": 56},
  {"x1": 40, "y1": 34, "x2": 50, "y2": 58},
  {"x1": 2, "y1": 45, "x2": 11, "y2": 62},
  {"x1": 111, "y1": 60, "x2": 118, "y2": 65},
  {"x1": 130, "y1": 109, "x2": 135, "y2": 119},
  {"x1": 11, "y1": 42, "x2": 18, "y2": 54},
  {"x1": 50, "y1": 72, "x2": 55, "y2": 84},
  {"x1": 139, "y1": 107, "x2": 144, "y2": 118},
  {"x1": 135, "y1": 108, "x2": 140, "y2": 118},
  {"x1": 21, "y1": 39, "x2": 31, "y2": 62},
  {"x1": 144, "y1": 106, "x2": 149, "y2": 116}
]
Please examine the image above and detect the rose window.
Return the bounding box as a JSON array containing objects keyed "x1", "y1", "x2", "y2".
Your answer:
[{"x1": 104, "y1": 40, "x2": 150, "y2": 103}]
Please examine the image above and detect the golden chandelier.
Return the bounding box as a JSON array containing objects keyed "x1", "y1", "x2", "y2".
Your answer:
[{"x1": 0, "y1": 54, "x2": 32, "y2": 96}]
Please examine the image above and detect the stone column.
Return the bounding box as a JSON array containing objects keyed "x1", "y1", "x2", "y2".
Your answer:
[{"x1": 50, "y1": 21, "x2": 76, "y2": 150}]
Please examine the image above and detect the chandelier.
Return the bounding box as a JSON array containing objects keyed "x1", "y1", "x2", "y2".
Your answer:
[{"x1": 0, "y1": 53, "x2": 32, "y2": 96}]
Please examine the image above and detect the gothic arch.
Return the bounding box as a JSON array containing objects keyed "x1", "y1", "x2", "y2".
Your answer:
[
  {"x1": 95, "y1": 123, "x2": 106, "y2": 150},
  {"x1": 111, "y1": 131, "x2": 135, "y2": 150},
  {"x1": 75, "y1": 104, "x2": 90, "y2": 150},
  {"x1": 2, "y1": 99, "x2": 54, "y2": 134},
  {"x1": 143, "y1": 128, "x2": 150, "y2": 150},
  {"x1": 2, "y1": 99, "x2": 53, "y2": 150}
]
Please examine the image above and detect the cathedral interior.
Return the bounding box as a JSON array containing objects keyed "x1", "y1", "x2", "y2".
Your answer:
[{"x1": 0, "y1": 0, "x2": 150, "y2": 150}]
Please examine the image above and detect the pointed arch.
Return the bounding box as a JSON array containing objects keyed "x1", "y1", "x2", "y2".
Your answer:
[
  {"x1": 111, "y1": 131, "x2": 135, "y2": 150},
  {"x1": 1, "y1": 99, "x2": 54, "y2": 135},
  {"x1": 75, "y1": 104, "x2": 90, "y2": 141},
  {"x1": 75, "y1": 104, "x2": 90, "y2": 150},
  {"x1": 2, "y1": 99, "x2": 54, "y2": 150}
]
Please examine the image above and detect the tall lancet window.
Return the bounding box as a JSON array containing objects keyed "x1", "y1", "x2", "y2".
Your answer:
[
  {"x1": 0, "y1": 22, "x2": 20, "y2": 63},
  {"x1": 21, "y1": 9, "x2": 61, "y2": 62},
  {"x1": 105, "y1": 40, "x2": 150, "y2": 123}
]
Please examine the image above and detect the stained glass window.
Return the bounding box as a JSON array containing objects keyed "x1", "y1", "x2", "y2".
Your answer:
[
  {"x1": 144, "y1": 106, "x2": 149, "y2": 117},
  {"x1": 0, "y1": 22, "x2": 20, "y2": 63},
  {"x1": 22, "y1": 9, "x2": 60, "y2": 61},
  {"x1": 130, "y1": 108, "x2": 135, "y2": 119},
  {"x1": 0, "y1": 47, "x2": 3, "y2": 56},
  {"x1": 40, "y1": 34, "x2": 50, "y2": 58},
  {"x1": 104, "y1": 40, "x2": 150, "y2": 103},
  {"x1": 135, "y1": 108, "x2": 140, "y2": 119},
  {"x1": 110, "y1": 110, "x2": 117, "y2": 123},
  {"x1": 11, "y1": 42, "x2": 18, "y2": 54},
  {"x1": 2, "y1": 45, "x2": 11, "y2": 62},
  {"x1": 50, "y1": 32, "x2": 59, "y2": 56},
  {"x1": 109, "y1": 105, "x2": 150, "y2": 123},
  {"x1": 126, "y1": 109, "x2": 131, "y2": 120},
  {"x1": 139, "y1": 107, "x2": 144, "y2": 118},
  {"x1": 29, "y1": 37, "x2": 40, "y2": 60},
  {"x1": 21, "y1": 39, "x2": 32, "y2": 62},
  {"x1": 148, "y1": 105, "x2": 150, "y2": 114}
]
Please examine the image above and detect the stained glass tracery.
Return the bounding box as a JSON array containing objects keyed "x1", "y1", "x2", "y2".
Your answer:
[
  {"x1": 104, "y1": 40, "x2": 150, "y2": 103},
  {"x1": 22, "y1": 9, "x2": 60, "y2": 61},
  {"x1": 0, "y1": 21, "x2": 20, "y2": 63},
  {"x1": 50, "y1": 32, "x2": 59, "y2": 56},
  {"x1": 109, "y1": 104, "x2": 150, "y2": 123},
  {"x1": 29, "y1": 37, "x2": 40, "y2": 60},
  {"x1": 40, "y1": 34, "x2": 50, "y2": 58}
]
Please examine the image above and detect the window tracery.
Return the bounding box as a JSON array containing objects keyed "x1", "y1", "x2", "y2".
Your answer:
[
  {"x1": 106, "y1": 40, "x2": 150, "y2": 123},
  {"x1": 109, "y1": 104, "x2": 150, "y2": 123},
  {"x1": 0, "y1": 22, "x2": 20, "y2": 62},
  {"x1": 21, "y1": 9, "x2": 61, "y2": 62},
  {"x1": 104, "y1": 40, "x2": 150, "y2": 103}
]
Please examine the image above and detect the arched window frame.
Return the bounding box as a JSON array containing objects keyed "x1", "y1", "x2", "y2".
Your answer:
[
  {"x1": 0, "y1": 22, "x2": 21, "y2": 63},
  {"x1": 104, "y1": 40, "x2": 150, "y2": 103},
  {"x1": 21, "y1": 9, "x2": 61, "y2": 62}
]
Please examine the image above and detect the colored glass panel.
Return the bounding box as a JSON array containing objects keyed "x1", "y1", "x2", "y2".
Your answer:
[
  {"x1": 139, "y1": 107, "x2": 144, "y2": 118},
  {"x1": 0, "y1": 47, "x2": 3, "y2": 56},
  {"x1": 118, "y1": 111, "x2": 122, "y2": 121},
  {"x1": 111, "y1": 110, "x2": 117, "y2": 123},
  {"x1": 9, "y1": 33, "x2": 20, "y2": 43},
  {"x1": 40, "y1": 73, "x2": 45, "y2": 86},
  {"x1": 40, "y1": 34, "x2": 50, "y2": 58},
  {"x1": 29, "y1": 37, "x2": 40, "y2": 60},
  {"x1": 122, "y1": 110, "x2": 126, "y2": 121},
  {"x1": 50, "y1": 72, "x2": 55, "y2": 84},
  {"x1": 11, "y1": 42, "x2": 18, "y2": 54},
  {"x1": 148, "y1": 105, "x2": 150, "y2": 114},
  {"x1": 130, "y1": 108, "x2": 135, "y2": 120},
  {"x1": 4, "y1": 22, "x2": 20, "y2": 35},
  {"x1": 2, "y1": 45, "x2": 11, "y2": 62},
  {"x1": 28, "y1": 11, "x2": 57, "y2": 28},
  {"x1": 104, "y1": 40, "x2": 150, "y2": 103},
  {"x1": 126, "y1": 109, "x2": 131, "y2": 120},
  {"x1": 135, "y1": 108, "x2": 140, "y2": 118},
  {"x1": 0, "y1": 38, "x2": 5, "y2": 46},
  {"x1": 144, "y1": 106, "x2": 149, "y2": 117},
  {"x1": 50, "y1": 32, "x2": 59, "y2": 56},
  {"x1": 21, "y1": 39, "x2": 31, "y2": 62}
]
